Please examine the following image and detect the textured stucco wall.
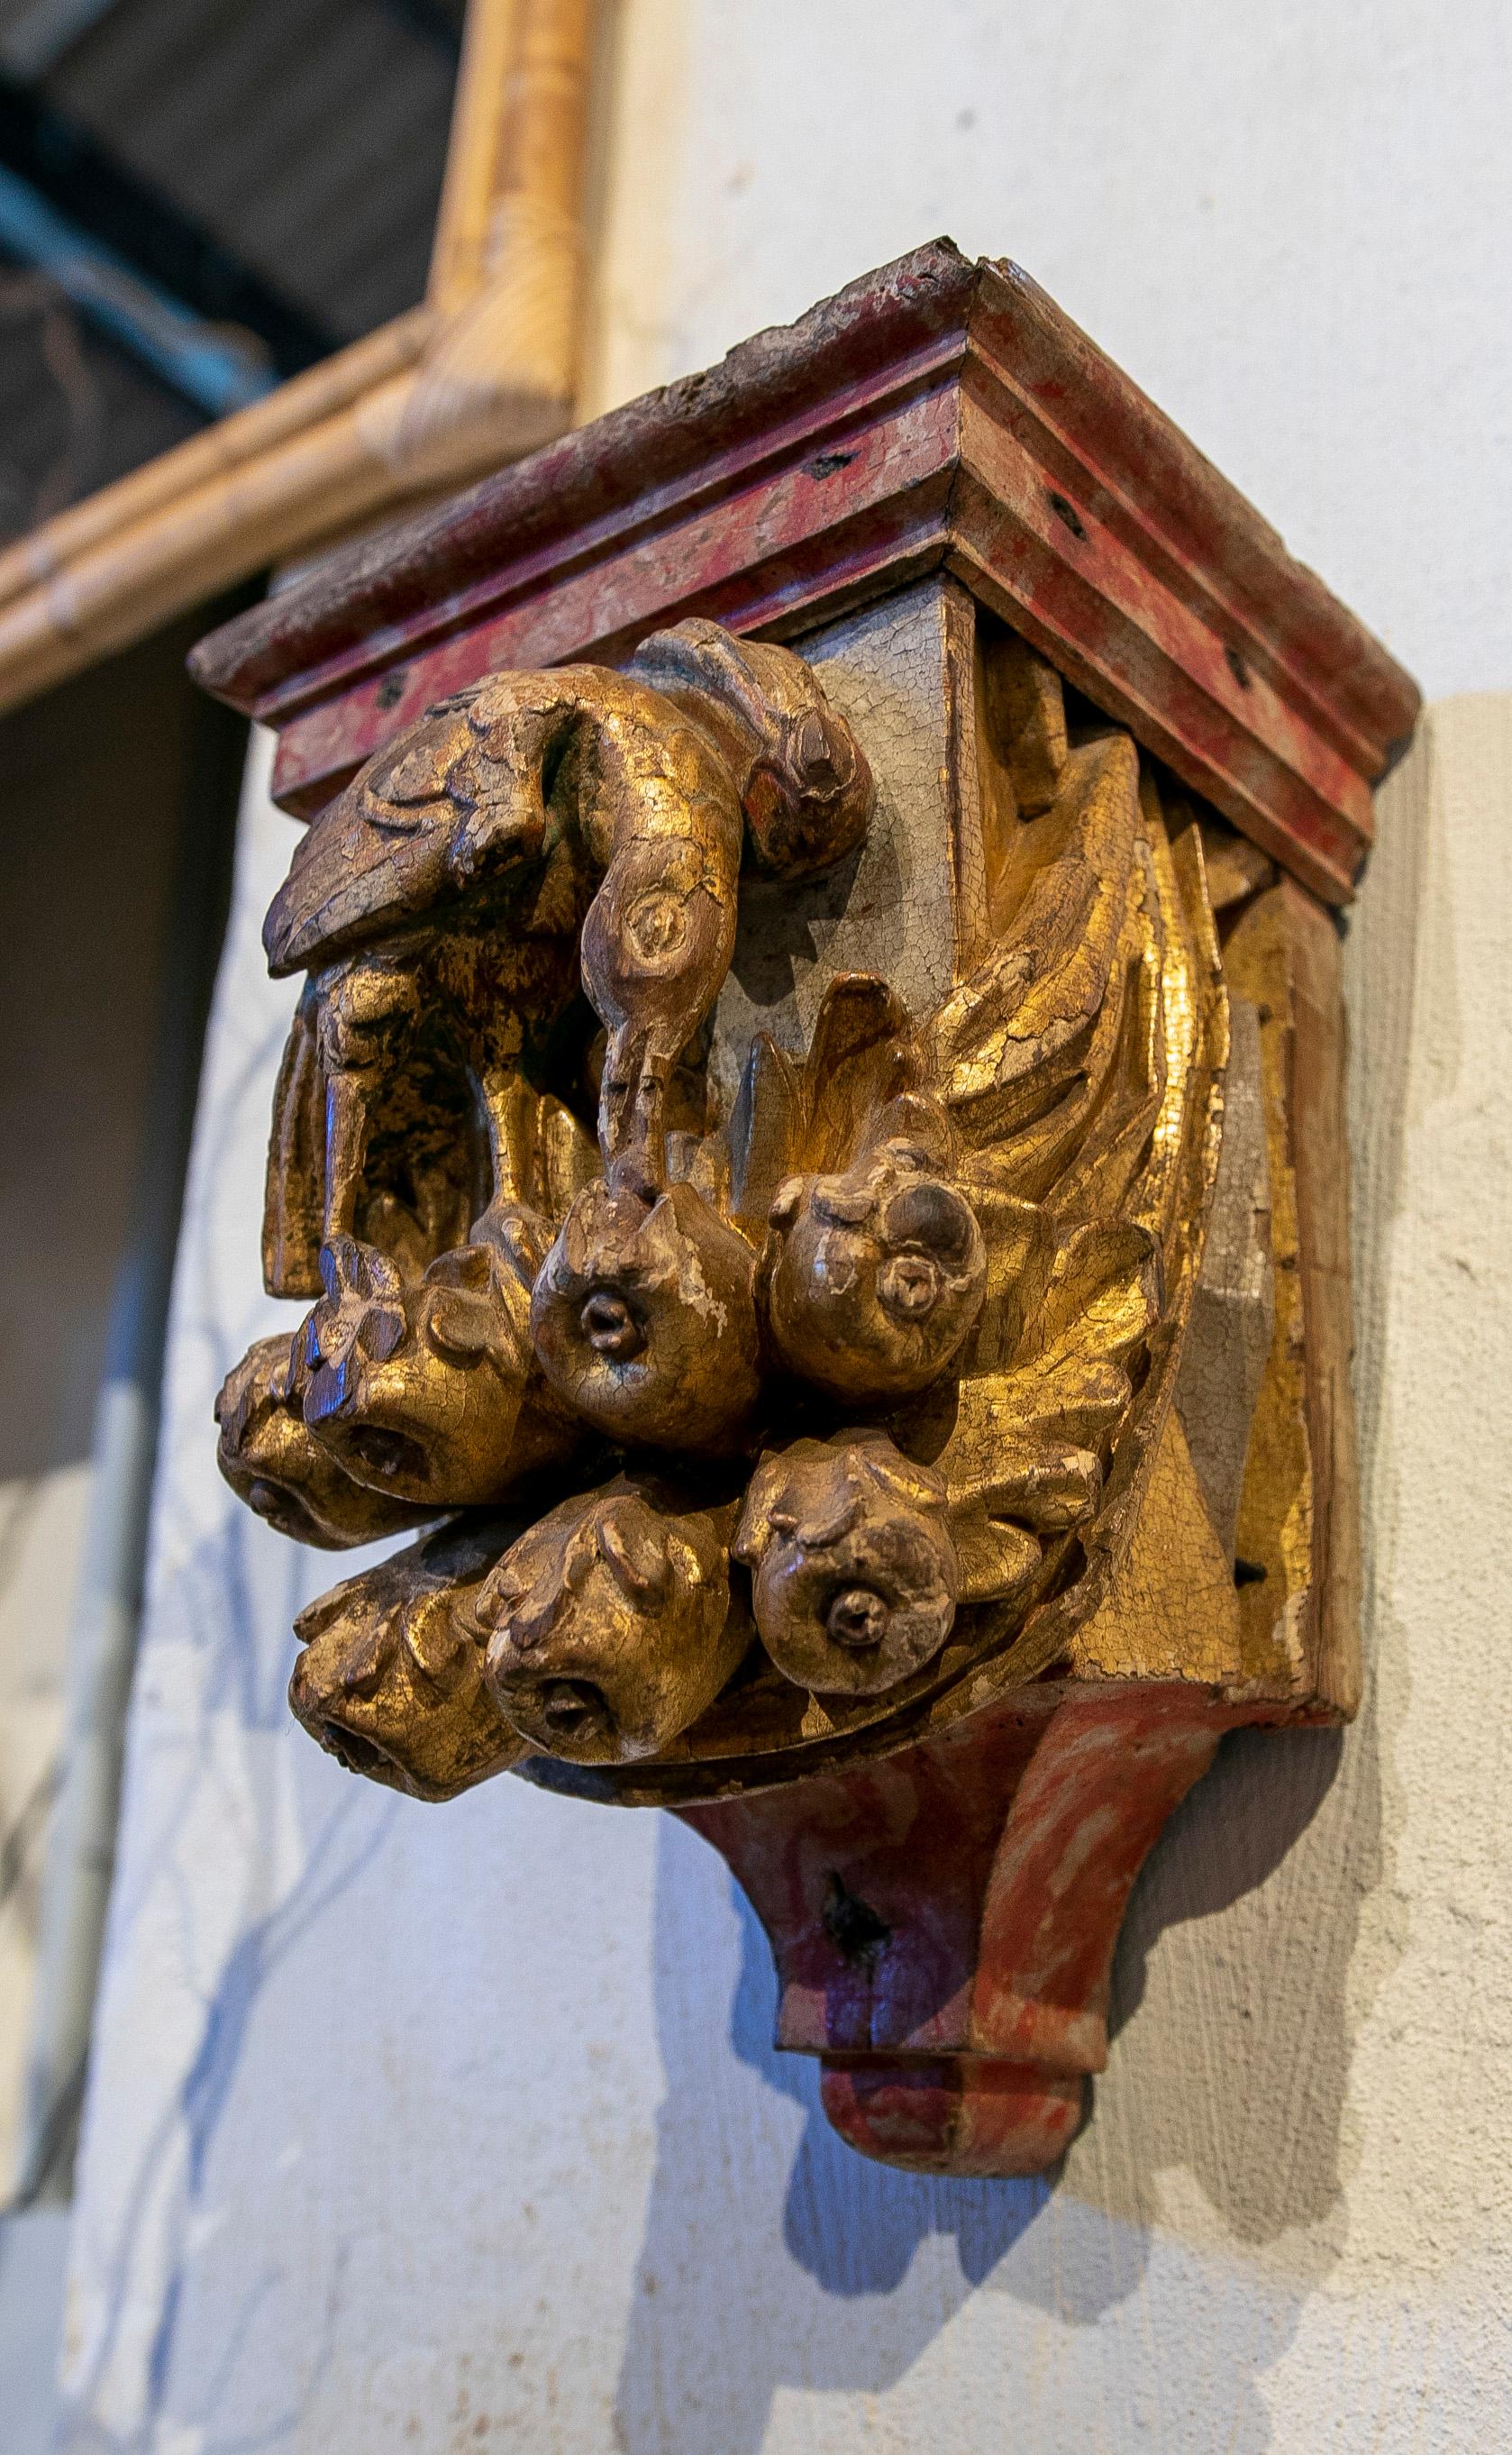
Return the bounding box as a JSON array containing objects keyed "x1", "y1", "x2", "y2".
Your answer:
[{"x1": 58, "y1": 5, "x2": 1512, "y2": 2448}]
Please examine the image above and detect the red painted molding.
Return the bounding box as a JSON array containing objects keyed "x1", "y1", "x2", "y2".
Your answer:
[{"x1": 191, "y1": 241, "x2": 1418, "y2": 902}]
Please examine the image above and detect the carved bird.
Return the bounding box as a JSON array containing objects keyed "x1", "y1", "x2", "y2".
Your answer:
[{"x1": 260, "y1": 622, "x2": 872, "y2": 1290}]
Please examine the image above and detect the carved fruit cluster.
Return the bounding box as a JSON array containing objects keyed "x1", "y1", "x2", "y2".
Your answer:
[{"x1": 217, "y1": 621, "x2": 1206, "y2": 1800}]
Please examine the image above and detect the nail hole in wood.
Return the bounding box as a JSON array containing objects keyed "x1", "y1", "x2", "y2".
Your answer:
[{"x1": 822, "y1": 1872, "x2": 892, "y2": 1967}]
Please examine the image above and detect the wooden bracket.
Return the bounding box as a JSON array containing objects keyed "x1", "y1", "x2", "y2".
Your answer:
[
  {"x1": 683, "y1": 1690, "x2": 1227, "y2": 2174},
  {"x1": 195, "y1": 247, "x2": 1417, "y2": 2175}
]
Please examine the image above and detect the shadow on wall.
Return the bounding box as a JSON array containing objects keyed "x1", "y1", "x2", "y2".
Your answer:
[
  {"x1": 614, "y1": 1821, "x2": 1050, "y2": 2455},
  {"x1": 612, "y1": 1726, "x2": 1370, "y2": 2455},
  {"x1": 731, "y1": 1882, "x2": 1043, "y2": 2297},
  {"x1": 614, "y1": 729, "x2": 1430, "y2": 2455}
]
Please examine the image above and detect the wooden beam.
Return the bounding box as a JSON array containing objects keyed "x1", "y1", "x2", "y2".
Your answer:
[
  {"x1": 0, "y1": 0, "x2": 601, "y2": 717},
  {"x1": 427, "y1": 0, "x2": 519, "y2": 314},
  {"x1": 426, "y1": 0, "x2": 597, "y2": 389}
]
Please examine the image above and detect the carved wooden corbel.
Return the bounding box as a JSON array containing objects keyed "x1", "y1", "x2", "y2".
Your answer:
[{"x1": 194, "y1": 243, "x2": 1418, "y2": 2175}]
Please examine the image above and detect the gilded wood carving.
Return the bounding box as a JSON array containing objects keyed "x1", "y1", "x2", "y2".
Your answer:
[
  {"x1": 199, "y1": 242, "x2": 1415, "y2": 2179},
  {"x1": 219, "y1": 605, "x2": 1252, "y2": 1797},
  {"x1": 214, "y1": 576, "x2": 1378, "y2": 2170}
]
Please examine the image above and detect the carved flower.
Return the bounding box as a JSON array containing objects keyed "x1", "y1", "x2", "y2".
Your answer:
[
  {"x1": 734, "y1": 1431, "x2": 961, "y2": 1697},
  {"x1": 762, "y1": 1139, "x2": 987, "y2": 1402},
  {"x1": 299, "y1": 1231, "x2": 575, "y2": 1507},
  {"x1": 475, "y1": 1475, "x2": 746, "y2": 1763},
  {"x1": 288, "y1": 1519, "x2": 525, "y2": 1802},
  {"x1": 529, "y1": 1179, "x2": 761, "y2": 1453}
]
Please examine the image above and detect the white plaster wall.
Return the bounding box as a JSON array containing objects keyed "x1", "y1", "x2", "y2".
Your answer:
[
  {"x1": 57, "y1": 5, "x2": 1512, "y2": 2448},
  {"x1": 586, "y1": 0, "x2": 1512, "y2": 703}
]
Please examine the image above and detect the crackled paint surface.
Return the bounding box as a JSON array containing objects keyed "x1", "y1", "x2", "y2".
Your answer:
[{"x1": 707, "y1": 579, "x2": 966, "y2": 1115}]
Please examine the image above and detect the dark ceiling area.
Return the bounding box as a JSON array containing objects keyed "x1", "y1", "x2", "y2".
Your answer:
[{"x1": 0, "y1": 0, "x2": 463, "y2": 543}]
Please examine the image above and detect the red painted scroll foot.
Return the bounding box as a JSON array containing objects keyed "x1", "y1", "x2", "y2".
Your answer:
[
  {"x1": 820, "y1": 2054, "x2": 1083, "y2": 2177},
  {"x1": 681, "y1": 1687, "x2": 1231, "y2": 2176}
]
